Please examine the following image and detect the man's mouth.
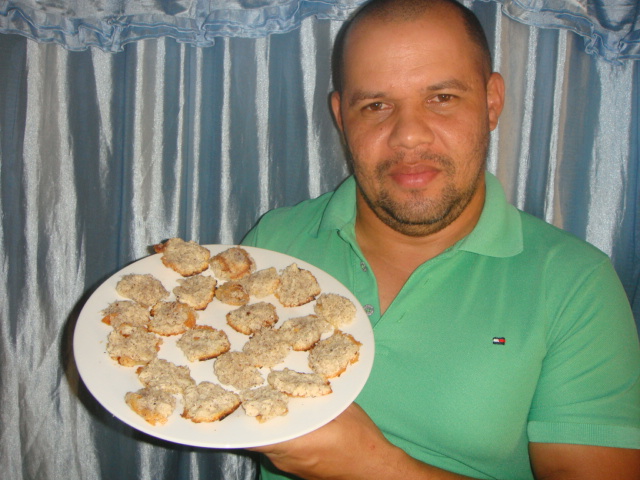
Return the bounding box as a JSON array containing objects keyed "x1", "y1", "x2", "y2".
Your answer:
[{"x1": 388, "y1": 166, "x2": 441, "y2": 189}]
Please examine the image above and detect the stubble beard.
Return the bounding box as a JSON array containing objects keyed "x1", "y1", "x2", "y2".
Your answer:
[{"x1": 350, "y1": 143, "x2": 489, "y2": 237}]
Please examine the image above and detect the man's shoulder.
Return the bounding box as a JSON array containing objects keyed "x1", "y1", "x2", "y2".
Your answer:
[
  {"x1": 242, "y1": 187, "x2": 343, "y2": 251},
  {"x1": 518, "y1": 209, "x2": 610, "y2": 270},
  {"x1": 258, "y1": 189, "x2": 334, "y2": 228}
]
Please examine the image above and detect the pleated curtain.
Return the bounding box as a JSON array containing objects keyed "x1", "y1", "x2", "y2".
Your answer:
[{"x1": 0, "y1": 1, "x2": 638, "y2": 479}]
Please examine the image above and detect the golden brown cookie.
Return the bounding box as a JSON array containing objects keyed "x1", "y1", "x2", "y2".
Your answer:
[
  {"x1": 181, "y1": 382, "x2": 241, "y2": 423},
  {"x1": 154, "y1": 238, "x2": 211, "y2": 277}
]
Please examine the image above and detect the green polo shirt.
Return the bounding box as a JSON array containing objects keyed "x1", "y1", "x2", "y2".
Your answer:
[{"x1": 242, "y1": 173, "x2": 640, "y2": 480}]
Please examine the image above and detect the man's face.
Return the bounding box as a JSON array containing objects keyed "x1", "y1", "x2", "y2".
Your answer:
[{"x1": 331, "y1": 9, "x2": 504, "y2": 237}]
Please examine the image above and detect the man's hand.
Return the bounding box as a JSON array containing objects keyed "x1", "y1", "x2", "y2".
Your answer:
[{"x1": 247, "y1": 403, "x2": 404, "y2": 480}]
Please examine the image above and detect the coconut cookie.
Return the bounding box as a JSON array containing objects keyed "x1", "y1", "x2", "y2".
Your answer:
[
  {"x1": 226, "y1": 302, "x2": 279, "y2": 335},
  {"x1": 276, "y1": 263, "x2": 321, "y2": 307},
  {"x1": 148, "y1": 301, "x2": 197, "y2": 336},
  {"x1": 241, "y1": 267, "x2": 280, "y2": 298},
  {"x1": 181, "y1": 382, "x2": 241, "y2": 423},
  {"x1": 209, "y1": 246, "x2": 256, "y2": 281},
  {"x1": 278, "y1": 314, "x2": 332, "y2": 351},
  {"x1": 240, "y1": 385, "x2": 289, "y2": 423},
  {"x1": 154, "y1": 238, "x2": 211, "y2": 277},
  {"x1": 242, "y1": 328, "x2": 290, "y2": 368},
  {"x1": 176, "y1": 325, "x2": 231, "y2": 362},
  {"x1": 101, "y1": 300, "x2": 150, "y2": 329},
  {"x1": 125, "y1": 387, "x2": 177, "y2": 425},
  {"x1": 213, "y1": 351, "x2": 264, "y2": 390},
  {"x1": 173, "y1": 274, "x2": 217, "y2": 310},
  {"x1": 116, "y1": 273, "x2": 169, "y2": 308},
  {"x1": 215, "y1": 281, "x2": 250, "y2": 306},
  {"x1": 314, "y1": 293, "x2": 357, "y2": 328},
  {"x1": 136, "y1": 358, "x2": 195, "y2": 394},
  {"x1": 267, "y1": 368, "x2": 332, "y2": 398},
  {"x1": 308, "y1": 331, "x2": 361, "y2": 379},
  {"x1": 106, "y1": 324, "x2": 162, "y2": 367}
]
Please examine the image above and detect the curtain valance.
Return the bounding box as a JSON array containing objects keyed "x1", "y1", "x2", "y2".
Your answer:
[
  {"x1": 496, "y1": 0, "x2": 640, "y2": 62},
  {"x1": 0, "y1": 0, "x2": 364, "y2": 52},
  {"x1": 0, "y1": 0, "x2": 638, "y2": 59}
]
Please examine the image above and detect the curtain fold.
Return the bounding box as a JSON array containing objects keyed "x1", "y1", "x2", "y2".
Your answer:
[
  {"x1": 1, "y1": 0, "x2": 639, "y2": 62},
  {"x1": 0, "y1": 1, "x2": 638, "y2": 480},
  {"x1": 494, "y1": 0, "x2": 640, "y2": 62},
  {"x1": 0, "y1": 0, "x2": 363, "y2": 51}
]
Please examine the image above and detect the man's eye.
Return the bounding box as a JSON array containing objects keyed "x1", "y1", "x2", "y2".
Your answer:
[
  {"x1": 364, "y1": 102, "x2": 386, "y2": 111},
  {"x1": 432, "y1": 94, "x2": 454, "y2": 103}
]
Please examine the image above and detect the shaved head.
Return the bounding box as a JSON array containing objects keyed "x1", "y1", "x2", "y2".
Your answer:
[{"x1": 332, "y1": 0, "x2": 493, "y2": 92}]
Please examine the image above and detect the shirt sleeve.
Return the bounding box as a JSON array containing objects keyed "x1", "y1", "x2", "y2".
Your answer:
[{"x1": 527, "y1": 258, "x2": 640, "y2": 448}]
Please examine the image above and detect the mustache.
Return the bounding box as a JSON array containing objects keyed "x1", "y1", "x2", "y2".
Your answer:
[{"x1": 375, "y1": 151, "x2": 456, "y2": 176}]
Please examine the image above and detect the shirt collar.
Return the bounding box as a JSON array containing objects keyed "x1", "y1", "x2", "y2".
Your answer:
[
  {"x1": 456, "y1": 172, "x2": 523, "y2": 257},
  {"x1": 318, "y1": 175, "x2": 358, "y2": 236},
  {"x1": 317, "y1": 172, "x2": 522, "y2": 258}
]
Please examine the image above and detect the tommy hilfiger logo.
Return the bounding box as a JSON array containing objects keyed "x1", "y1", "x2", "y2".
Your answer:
[{"x1": 492, "y1": 337, "x2": 506, "y2": 345}]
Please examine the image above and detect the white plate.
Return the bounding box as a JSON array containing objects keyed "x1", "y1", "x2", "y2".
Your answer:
[{"x1": 74, "y1": 245, "x2": 374, "y2": 449}]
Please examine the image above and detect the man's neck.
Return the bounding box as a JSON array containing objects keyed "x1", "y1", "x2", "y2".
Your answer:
[{"x1": 354, "y1": 181, "x2": 486, "y2": 314}]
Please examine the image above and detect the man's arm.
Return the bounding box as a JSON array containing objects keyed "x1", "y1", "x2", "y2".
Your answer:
[
  {"x1": 249, "y1": 403, "x2": 479, "y2": 480},
  {"x1": 529, "y1": 442, "x2": 640, "y2": 480},
  {"x1": 250, "y1": 404, "x2": 640, "y2": 480}
]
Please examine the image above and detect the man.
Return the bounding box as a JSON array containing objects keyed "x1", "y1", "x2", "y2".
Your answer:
[{"x1": 242, "y1": 0, "x2": 640, "y2": 478}]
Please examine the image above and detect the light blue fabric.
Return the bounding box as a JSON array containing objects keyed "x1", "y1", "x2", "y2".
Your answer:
[
  {"x1": 0, "y1": 0, "x2": 364, "y2": 51},
  {"x1": 0, "y1": 0, "x2": 638, "y2": 62},
  {"x1": 492, "y1": 0, "x2": 640, "y2": 62}
]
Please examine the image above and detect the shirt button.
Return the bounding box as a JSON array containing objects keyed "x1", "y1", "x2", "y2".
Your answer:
[
  {"x1": 364, "y1": 304, "x2": 374, "y2": 316},
  {"x1": 360, "y1": 262, "x2": 368, "y2": 272}
]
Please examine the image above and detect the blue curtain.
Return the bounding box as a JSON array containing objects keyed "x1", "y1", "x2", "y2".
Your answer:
[
  {"x1": 0, "y1": 1, "x2": 638, "y2": 480},
  {"x1": 1, "y1": 0, "x2": 639, "y2": 60}
]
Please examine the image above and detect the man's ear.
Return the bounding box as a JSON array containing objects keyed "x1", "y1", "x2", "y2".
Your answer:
[
  {"x1": 486, "y1": 72, "x2": 505, "y2": 131},
  {"x1": 330, "y1": 91, "x2": 344, "y2": 132}
]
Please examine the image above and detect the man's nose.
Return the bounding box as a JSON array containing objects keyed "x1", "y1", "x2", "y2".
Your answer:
[{"x1": 388, "y1": 105, "x2": 435, "y2": 150}]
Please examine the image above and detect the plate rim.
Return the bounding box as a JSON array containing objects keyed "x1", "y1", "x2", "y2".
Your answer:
[{"x1": 73, "y1": 244, "x2": 375, "y2": 449}]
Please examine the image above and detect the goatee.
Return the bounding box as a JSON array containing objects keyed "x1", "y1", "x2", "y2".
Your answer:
[{"x1": 352, "y1": 151, "x2": 486, "y2": 237}]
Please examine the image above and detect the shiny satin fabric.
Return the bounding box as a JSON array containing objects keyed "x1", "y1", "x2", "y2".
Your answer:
[
  {"x1": 0, "y1": 2, "x2": 638, "y2": 479},
  {"x1": 0, "y1": 0, "x2": 639, "y2": 61},
  {"x1": 0, "y1": 0, "x2": 363, "y2": 51}
]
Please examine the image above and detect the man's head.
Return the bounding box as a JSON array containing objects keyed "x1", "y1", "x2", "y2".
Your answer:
[
  {"x1": 330, "y1": 0, "x2": 504, "y2": 238},
  {"x1": 332, "y1": 0, "x2": 494, "y2": 93}
]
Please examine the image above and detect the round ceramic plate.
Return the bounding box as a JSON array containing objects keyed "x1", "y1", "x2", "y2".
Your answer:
[{"x1": 74, "y1": 245, "x2": 374, "y2": 448}]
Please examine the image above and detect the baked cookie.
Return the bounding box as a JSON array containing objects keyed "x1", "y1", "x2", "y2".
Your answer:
[
  {"x1": 240, "y1": 385, "x2": 289, "y2": 423},
  {"x1": 115, "y1": 273, "x2": 169, "y2": 307},
  {"x1": 242, "y1": 328, "x2": 290, "y2": 368},
  {"x1": 154, "y1": 238, "x2": 211, "y2": 277},
  {"x1": 226, "y1": 302, "x2": 279, "y2": 335},
  {"x1": 308, "y1": 331, "x2": 361, "y2": 379},
  {"x1": 148, "y1": 301, "x2": 197, "y2": 336},
  {"x1": 106, "y1": 324, "x2": 162, "y2": 367},
  {"x1": 135, "y1": 358, "x2": 195, "y2": 394},
  {"x1": 173, "y1": 274, "x2": 217, "y2": 310},
  {"x1": 278, "y1": 314, "x2": 332, "y2": 351},
  {"x1": 176, "y1": 325, "x2": 231, "y2": 362},
  {"x1": 267, "y1": 368, "x2": 332, "y2": 397},
  {"x1": 209, "y1": 246, "x2": 256, "y2": 281},
  {"x1": 213, "y1": 351, "x2": 264, "y2": 390},
  {"x1": 314, "y1": 293, "x2": 357, "y2": 328},
  {"x1": 241, "y1": 267, "x2": 280, "y2": 298},
  {"x1": 181, "y1": 381, "x2": 241, "y2": 423},
  {"x1": 276, "y1": 263, "x2": 321, "y2": 307},
  {"x1": 215, "y1": 281, "x2": 250, "y2": 306},
  {"x1": 101, "y1": 300, "x2": 149, "y2": 329},
  {"x1": 125, "y1": 387, "x2": 176, "y2": 425}
]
